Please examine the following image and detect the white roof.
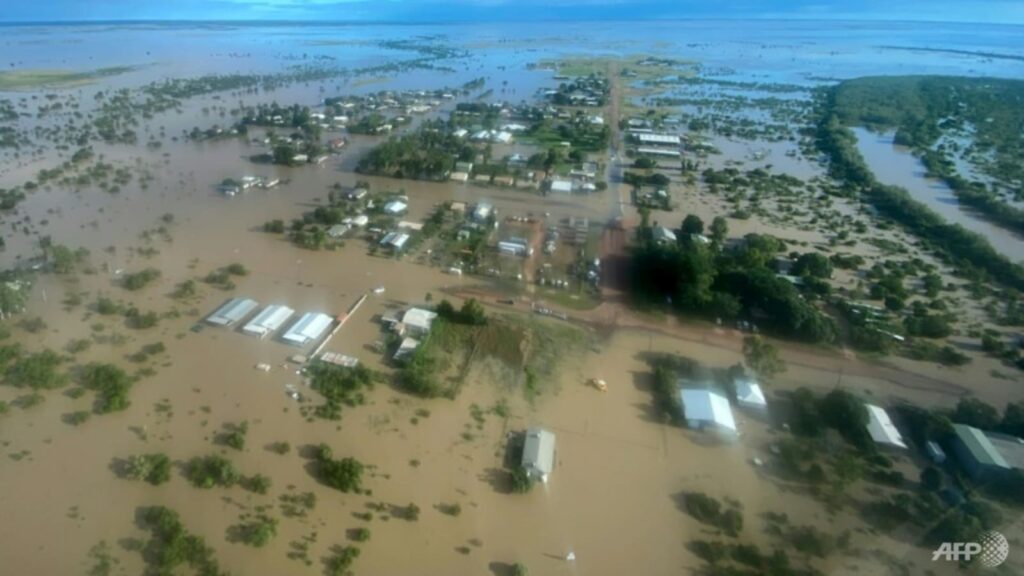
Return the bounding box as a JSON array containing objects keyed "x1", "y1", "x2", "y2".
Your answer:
[
  {"x1": 401, "y1": 308, "x2": 437, "y2": 332},
  {"x1": 380, "y1": 232, "x2": 410, "y2": 250},
  {"x1": 550, "y1": 179, "x2": 573, "y2": 193},
  {"x1": 522, "y1": 427, "x2": 556, "y2": 480},
  {"x1": 282, "y1": 312, "x2": 333, "y2": 346},
  {"x1": 865, "y1": 404, "x2": 907, "y2": 449},
  {"x1": 450, "y1": 171, "x2": 469, "y2": 182},
  {"x1": 735, "y1": 379, "x2": 767, "y2": 407},
  {"x1": 384, "y1": 200, "x2": 407, "y2": 214},
  {"x1": 680, "y1": 388, "x2": 737, "y2": 432},
  {"x1": 654, "y1": 226, "x2": 677, "y2": 243},
  {"x1": 637, "y1": 133, "x2": 680, "y2": 145},
  {"x1": 243, "y1": 304, "x2": 294, "y2": 338},
  {"x1": 393, "y1": 337, "x2": 420, "y2": 360},
  {"x1": 327, "y1": 224, "x2": 349, "y2": 238},
  {"x1": 206, "y1": 297, "x2": 259, "y2": 326}
]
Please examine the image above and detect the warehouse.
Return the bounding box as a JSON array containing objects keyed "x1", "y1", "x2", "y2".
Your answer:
[
  {"x1": 205, "y1": 297, "x2": 258, "y2": 327},
  {"x1": 243, "y1": 305, "x2": 295, "y2": 339},
  {"x1": 281, "y1": 312, "x2": 334, "y2": 346}
]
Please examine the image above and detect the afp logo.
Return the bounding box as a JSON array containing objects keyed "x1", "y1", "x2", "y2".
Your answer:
[{"x1": 932, "y1": 531, "x2": 1009, "y2": 567}]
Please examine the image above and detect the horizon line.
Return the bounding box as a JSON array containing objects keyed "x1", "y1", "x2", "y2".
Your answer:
[{"x1": 1, "y1": 16, "x2": 1022, "y2": 27}]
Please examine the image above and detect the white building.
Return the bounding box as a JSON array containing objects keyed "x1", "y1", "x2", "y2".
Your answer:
[
  {"x1": 206, "y1": 297, "x2": 259, "y2": 327},
  {"x1": 550, "y1": 179, "x2": 573, "y2": 194},
  {"x1": 281, "y1": 312, "x2": 334, "y2": 347},
  {"x1": 865, "y1": 404, "x2": 907, "y2": 450},
  {"x1": 327, "y1": 224, "x2": 349, "y2": 238},
  {"x1": 521, "y1": 427, "x2": 556, "y2": 483},
  {"x1": 401, "y1": 307, "x2": 438, "y2": 336},
  {"x1": 380, "y1": 232, "x2": 410, "y2": 251},
  {"x1": 734, "y1": 378, "x2": 768, "y2": 414},
  {"x1": 393, "y1": 337, "x2": 420, "y2": 361},
  {"x1": 680, "y1": 387, "x2": 738, "y2": 437},
  {"x1": 499, "y1": 239, "x2": 532, "y2": 257},
  {"x1": 653, "y1": 226, "x2": 677, "y2": 244},
  {"x1": 450, "y1": 172, "x2": 470, "y2": 183},
  {"x1": 383, "y1": 200, "x2": 407, "y2": 215},
  {"x1": 636, "y1": 133, "x2": 681, "y2": 146},
  {"x1": 243, "y1": 304, "x2": 295, "y2": 339}
]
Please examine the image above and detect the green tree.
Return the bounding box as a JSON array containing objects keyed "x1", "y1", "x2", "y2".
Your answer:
[
  {"x1": 742, "y1": 336, "x2": 786, "y2": 381},
  {"x1": 709, "y1": 216, "x2": 729, "y2": 244},
  {"x1": 952, "y1": 397, "x2": 1000, "y2": 430},
  {"x1": 680, "y1": 214, "x2": 705, "y2": 236},
  {"x1": 920, "y1": 466, "x2": 942, "y2": 492}
]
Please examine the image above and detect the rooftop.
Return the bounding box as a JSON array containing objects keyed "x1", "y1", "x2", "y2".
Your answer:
[
  {"x1": 953, "y1": 424, "x2": 1010, "y2": 469},
  {"x1": 865, "y1": 404, "x2": 907, "y2": 449},
  {"x1": 680, "y1": 387, "x2": 737, "y2": 432},
  {"x1": 206, "y1": 297, "x2": 258, "y2": 326},
  {"x1": 522, "y1": 427, "x2": 556, "y2": 480}
]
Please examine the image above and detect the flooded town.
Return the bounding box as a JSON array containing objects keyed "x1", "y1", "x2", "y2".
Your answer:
[{"x1": 0, "y1": 15, "x2": 1022, "y2": 576}]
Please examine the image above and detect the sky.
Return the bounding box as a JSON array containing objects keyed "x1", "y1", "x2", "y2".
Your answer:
[{"x1": 3, "y1": 0, "x2": 1023, "y2": 24}]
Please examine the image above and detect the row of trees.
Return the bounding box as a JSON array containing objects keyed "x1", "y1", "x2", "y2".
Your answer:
[{"x1": 631, "y1": 215, "x2": 837, "y2": 344}]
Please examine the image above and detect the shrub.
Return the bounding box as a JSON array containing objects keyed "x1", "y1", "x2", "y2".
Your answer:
[{"x1": 125, "y1": 453, "x2": 172, "y2": 485}]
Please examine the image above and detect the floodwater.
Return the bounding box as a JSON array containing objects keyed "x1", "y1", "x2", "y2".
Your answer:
[
  {"x1": 1, "y1": 19, "x2": 1024, "y2": 576},
  {"x1": 852, "y1": 127, "x2": 1024, "y2": 261}
]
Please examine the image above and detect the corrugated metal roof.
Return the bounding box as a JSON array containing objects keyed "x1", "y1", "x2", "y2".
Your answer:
[
  {"x1": 865, "y1": 404, "x2": 907, "y2": 449},
  {"x1": 243, "y1": 305, "x2": 295, "y2": 337},
  {"x1": 954, "y1": 424, "x2": 1010, "y2": 469},
  {"x1": 282, "y1": 312, "x2": 333, "y2": 346},
  {"x1": 522, "y1": 427, "x2": 556, "y2": 480},
  {"x1": 206, "y1": 298, "x2": 258, "y2": 326},
  {"x1": 680, "y1": 388, "x2": 737, "y2": 432}
]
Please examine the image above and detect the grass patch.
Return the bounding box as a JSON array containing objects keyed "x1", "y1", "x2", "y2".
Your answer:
[{"x1": 0, "y1": 66, "x2": 136, "y2": 90}]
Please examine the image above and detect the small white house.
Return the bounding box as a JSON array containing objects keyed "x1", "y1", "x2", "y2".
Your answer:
[
  {"x1": 550, "y1": 179, "x2": 573, "y2": 194},
  {"x1": 383, "y1": 200, "x2": 407, "y2": 215},
  {"x1": 521, "y1": 427, "x2": 556, "y2": 483},
  {"x1": 401, "y1": 308, "x2": 437, "y2": 336},
  {"x1": 680, "y1": 387, "x2": 738, "y2": 437},
  {"x1": 865, "y1": 404, "x2": 907, "y2": 450},
  {"x1": 653, "y1": 226, "x2": 677, "y2": 244},
  {"x1": 735, "y1": 378, "x2": 768, "y2": 414}
]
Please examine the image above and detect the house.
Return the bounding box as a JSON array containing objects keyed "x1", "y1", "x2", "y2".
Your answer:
[
  {"x1": 494, "y1": 175, "x2": 514, "y2": 187},
  {"x1": 986, "y1": 432, "x2": 1024, "y2": 472},
  {"x1": 292, "y1": 154, "x2": 309, "y2": 163},
  {"x1": 344, "y1": 214, "x2": 369, "y2": 228},
  {"x1": 243, "y1": 304, "x2": 295, "y2": 339},
  {"x1": 450, "y1": 202, "x2": 467, "y2": 213},
  {"x1": 452, "y1": 128, "x2": 469, "y2": 139},
  {"x1": 401, "y1": 308, "x2": 437, "y2": 336},
  {"x1": 327, "y1": 224, "x2": 349, "y2": 238},
  {"x1": 380, "y1": 232, "x2": 410, "y2": 251},
  {"x1": 281, "y1": 312, "x2": 333, "y2": 347},
  {"x1": 549, "y1": 179, "x2": 573, "y2": 194},
  {"x1": 521, "y1": 427, "x2": 556, "y2": 483},
  {"x1": 734, "y1": 378, "x2": 767, "y2": 414},
  {"x1": 865, "y1": 404, "x2": 907, "y2": 450},
  {"x1": 392, "y1": 337, "x2": 420, "y2": 361},
  {"x1": 951, "y1": 424, "x2": 1012, "y2": 480},
  {"x1": 653, "y1": 226, "x2": 677, "y2": 244},
  {"x1": 680, "y1": 387, "x2": 737, "y2": 437},
  {"x1": 455, "y1": 161, "x2": 474, "y2": 174},
  {"x1": 206, "y1": 298, "x2": 259, "y2": 327},
  {"x1": 450, "y1": 172, "x2": 470, "y2": 182},
  {"x1": 383, "y1": 200, "x2": 407, "y2": 215}
]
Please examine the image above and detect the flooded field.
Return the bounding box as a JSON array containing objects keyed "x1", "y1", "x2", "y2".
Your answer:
[{"x1": 1, "y1": 18, "x2": 1023, "y2": 576}]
